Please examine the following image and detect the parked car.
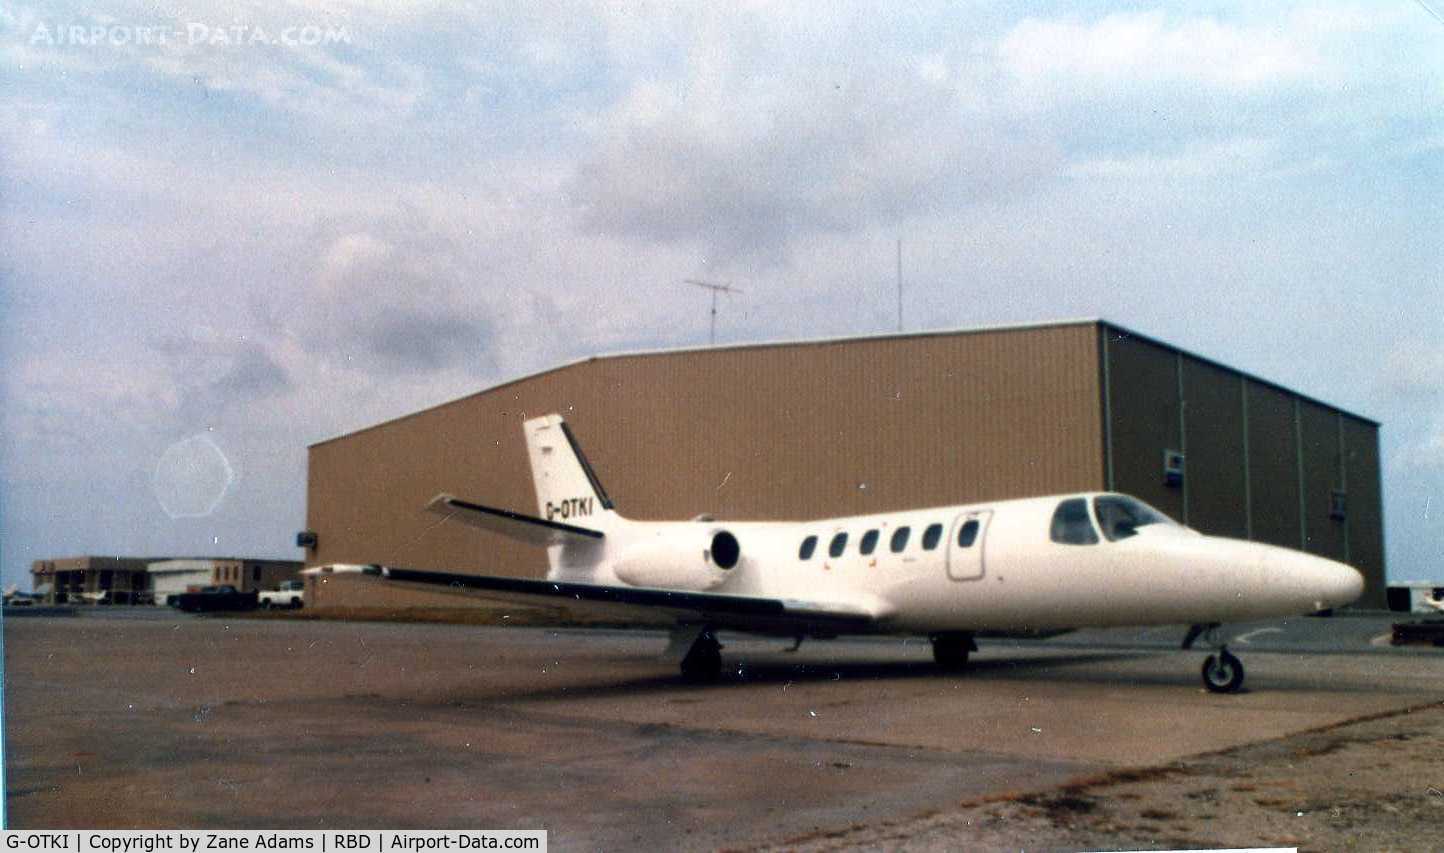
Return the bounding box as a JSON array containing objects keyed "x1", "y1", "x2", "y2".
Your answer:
[
  {"x1": 169, "y1": 585, "x2": 258, "y2": 613},
  {"x1": 258, "y1": 579, "x2": 306, "y2": 609}
]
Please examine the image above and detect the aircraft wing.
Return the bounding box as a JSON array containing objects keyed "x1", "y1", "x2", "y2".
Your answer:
[
  {"x1": 356, "y1": 565, "x2": 885, "y2": 636},
  {"x1": 425, "y1": 493, "x2": 604, "y2": 547}
]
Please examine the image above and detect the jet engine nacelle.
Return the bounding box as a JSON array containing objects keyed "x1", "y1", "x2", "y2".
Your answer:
[{"x1": 613, "y1": 529, "x2": 741, "y2": 591}]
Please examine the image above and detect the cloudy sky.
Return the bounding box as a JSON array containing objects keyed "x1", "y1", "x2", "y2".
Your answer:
[{"x1": 2, "y1": 1, "x2": 1441, "y2": 589}]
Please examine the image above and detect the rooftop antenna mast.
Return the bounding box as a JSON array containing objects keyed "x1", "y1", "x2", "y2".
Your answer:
[{"x1": 683, "y1": 279, "x2": 743, "y2": 345}]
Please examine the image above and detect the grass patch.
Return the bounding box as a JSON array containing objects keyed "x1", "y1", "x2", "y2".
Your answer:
[
  {"x1": 1016, "y1": 793, "x2": 1100, "y2": 822},
  {"x1": 1060, "y1": 765, "x2": 1188, "y2": 795}
]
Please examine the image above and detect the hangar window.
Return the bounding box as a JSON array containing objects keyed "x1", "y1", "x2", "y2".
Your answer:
[
  {"x1": 922, "y1": 523, "x2": 943, "y2": 550},
  {"x1": 1163, "y1": 450, "x2": 1185, "y2": 487},
  {"x1": 957, "y1": 520, "x2": 980, "y2": 548},
  {"x1": 799, "y1": 535, "x2": 818, "y2": 560},
  {"x1": 1050, "y1": 498, "x2": 1099, "y2": 545},
  {"x1": 860, "y1": 529, "x2": 879, "y2": 555},
  {"x1": 828, "y1": 532, "x2": 848, "y2": 558},
  {"x1": 1330, "y1": 490, "x2": 1347, "y2": 522},
  {"x1": 1093, "y1": 495, "x2": 1172, "y2": 542},
  {"x1": 890, "y1": 526, "x2": 911, "y2": 553}
]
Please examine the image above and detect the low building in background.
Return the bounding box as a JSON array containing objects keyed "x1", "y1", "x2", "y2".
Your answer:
[
  {"x1": 147, "y1": 560, "x2": 214, "y2": 605},
  {"x1": 30, "y1": 557, "x2": 154, "y2": 605},
  {"x1": 30, "y1": 556, "x2": 303, "y2": 605}
]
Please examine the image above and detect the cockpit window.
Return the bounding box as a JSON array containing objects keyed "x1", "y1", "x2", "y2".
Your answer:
[
  {"x1": 1093, "y1": 495, "x2": 1174, "y2": 542},
  {"x1": 1050, "y1": 498, "x2": 1099, "y2": 545}
]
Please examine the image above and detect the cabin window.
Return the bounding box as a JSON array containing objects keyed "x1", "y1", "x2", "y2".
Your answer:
[
  {"x1": 828, "y1": 532, "x2": 848, "y2": 558},
  {"x1": 890, "y1": 526, "x2": 911, "y2": 553},
  {"x1": 859, "y1": 529, "x2": 879, "y2": 555},
  {"x1": 799, "y1": 535, "x2": 818, "y2": 560},
  {"x1": 957, "y1": 520, "x2": 980, "y2": 548},
  {"x1": 922, "y1": 523, "x2": 943, "y2": 550},
  {"x1": 1050, "y1": 498, "x2": 1100, "y2": 545}
]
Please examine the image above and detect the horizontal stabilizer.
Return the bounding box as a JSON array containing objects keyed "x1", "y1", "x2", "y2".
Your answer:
[
  {"x1": 374, "y1": 566, "x2": 884, "y2": 636},
  {"x1": 425, "y1": 494, "x2": 604, "y2": 547}
]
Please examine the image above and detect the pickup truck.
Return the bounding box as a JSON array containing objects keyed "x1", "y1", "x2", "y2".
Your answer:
[
  {"x1": 170, "y1": 585, "x2": 258, "y2": 613},
  {"x1": 258, "y1": 579, "x2": 306, "y2": 610}
]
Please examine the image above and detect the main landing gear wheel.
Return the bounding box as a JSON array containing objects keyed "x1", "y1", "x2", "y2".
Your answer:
[
  {"x1": 679, "y1": 630, "x2": 723, "y2": 682},
  {"x1": 931, "y1": 632, "x2": 976, "y2": 671},
  {"x1": 1201, "y1": 648, "x2": 1245, "y2": 693}
]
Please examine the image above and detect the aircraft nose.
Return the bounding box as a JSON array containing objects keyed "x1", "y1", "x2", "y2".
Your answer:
[
  {"x1": 1297, "y1": 553, "x2": 1364, "y2": 610},
  {"x1": 1257, "y1": 547, "x2": 1365, "y2": 612},
  {"x1": 1326, "y1": 560, "x2": 1366, "y2": 609}
]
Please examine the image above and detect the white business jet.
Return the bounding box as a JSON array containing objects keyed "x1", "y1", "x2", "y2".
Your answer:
[{"x1": 361, "y1": 414, "x2": 1363, "y2": 693}]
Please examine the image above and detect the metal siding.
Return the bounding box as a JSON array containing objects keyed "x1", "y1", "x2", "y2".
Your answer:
[
  {"x1": 304, "y1": 325, "x2": 1105, "y2": 584},
  {"x1": 1342, "y1": 417, "x2": 1386, "y2": 608},
  {"x1": 1245, "y1": 382, "x2": 1302, "y2": 549},
  {"x1": 1105, "y1": 325, "x2": 1384, "y2": 606},
  {"x1": 1181, "y1": 358, "x2": 1249, "y2": 539},
  {"x1": 1103, "y1": 330, "x2": 1184, "y2": 520},
  {"x1": 1299, "y1": 401, "x2": 1347, "y2": 560}
]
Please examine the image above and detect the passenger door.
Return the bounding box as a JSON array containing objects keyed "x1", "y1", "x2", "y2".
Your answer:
[{"x1": 946, "y1": 510, "x2": 991, "y2": 581}]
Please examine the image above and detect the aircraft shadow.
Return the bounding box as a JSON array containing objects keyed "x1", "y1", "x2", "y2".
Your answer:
[{"x1": 480, "y1": 650, "x2": 1161, "y2": 705}]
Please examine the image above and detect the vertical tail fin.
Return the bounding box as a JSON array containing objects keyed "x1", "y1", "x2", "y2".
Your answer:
[
  {"x1": 523, "y1": 415, "x2": 615, "y2": 521},
  {"x1": 523, "y1": 416, "x2": 619, "y2": 579}
]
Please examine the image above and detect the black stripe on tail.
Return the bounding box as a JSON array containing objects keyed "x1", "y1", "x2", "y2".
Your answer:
[{"x1": 560, "y1": 421, "x2": 615, "y2": 510}]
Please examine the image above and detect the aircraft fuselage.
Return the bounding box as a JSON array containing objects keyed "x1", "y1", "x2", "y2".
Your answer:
[{"x1": 552, "y1": 492, "x2": 1364, "y2": 635}]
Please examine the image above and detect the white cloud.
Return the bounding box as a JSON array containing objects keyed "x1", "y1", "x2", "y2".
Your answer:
[
  {"x1": 1416, "y1": 429, "x2": 1444, "y2": 471},
  {"x1": 1380, "y1": 342, "x2": 1444, "y2": 401},
  {"x1": 567, "y1": 22, "x2": 1060, "y2": 266},
  {"x1": 1066, "y1": 137, "x2": 1282, "y2": 179},
  {"x1": 140, "y1": 44, "x2": 425, "y2": 125},
  {"x1": 998, "y1": 11, "x2": 1326, "y2": 96},
  {"x1": 0, "y1": 348, "x2": 178, "y2": 487}
]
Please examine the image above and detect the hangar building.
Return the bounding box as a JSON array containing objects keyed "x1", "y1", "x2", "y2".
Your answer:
[
  {"x1": 301, "y1": 319, "x2": 1385, "y2": 609},
  {"x1": 30, "y1": 556, "x2": 303, "y2": 604}
]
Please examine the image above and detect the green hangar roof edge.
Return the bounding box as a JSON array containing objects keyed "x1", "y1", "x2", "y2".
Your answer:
[
  {"x1": 307, "y1": 317, "x2": 1377, "y2": 449},
  {"x1": 1096, "y1": 320, "x2": 1380, "y2": 428}
]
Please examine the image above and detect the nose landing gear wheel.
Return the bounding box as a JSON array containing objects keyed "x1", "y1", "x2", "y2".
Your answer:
[{"x1": 1201, "y1": 648, "x2": 1245, "y2": 693}]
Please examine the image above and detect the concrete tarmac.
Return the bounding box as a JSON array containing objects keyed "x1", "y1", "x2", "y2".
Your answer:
[{"x1": 4, "y1": 613, "x2": 1441, "y2": 849}]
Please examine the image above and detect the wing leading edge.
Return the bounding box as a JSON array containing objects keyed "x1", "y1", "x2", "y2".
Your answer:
[
  {"x1": 424, "y1": 493, "x2": 603, "y2": 547},
  {"x1": 366, "y1": 565, "x2": 885, "y2": 636}
]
